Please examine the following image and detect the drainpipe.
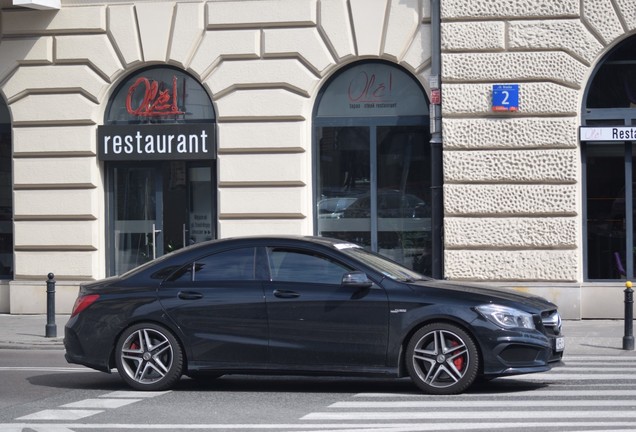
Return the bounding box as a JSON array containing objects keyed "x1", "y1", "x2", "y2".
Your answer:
[{"x1": 430, "y1": 0, "x2": 443, "y2": 279}]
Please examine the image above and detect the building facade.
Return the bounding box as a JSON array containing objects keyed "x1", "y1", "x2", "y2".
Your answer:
[{"x1": 0, "y1": 0, "x2": 634, "y2": 319}]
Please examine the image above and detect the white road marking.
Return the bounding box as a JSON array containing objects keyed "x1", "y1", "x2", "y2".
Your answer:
[
  {"x1": 13, "y1": 389, "x2": 171, "y2": 422},
  {"x1": 498, "y1": 373, "x2": 636, "y2": 381},
  {"x1": 2, "y1": 422, "x2": 636, "y2": 431},
  {"x1": 15, "y1": 409, "x2": 103, "y2": 421},
  {"x1": 61, "y1": 399, "x2": 142, "y2": 409},
  {"x1": 0, "y1": 367, "x2": 92, "y2": 372},
  {"x1": 301, "y1": 410, "x2": 636, "y2": 420},
  {"x1": 101, "y1": 390, "x2": 171, "y2": 398},
  {"x1": 329, "y1": 399, "x2": 636, "y2": 408},
  {"x1": 356, "y1": 389, "x2": 636, "y2": 397}
]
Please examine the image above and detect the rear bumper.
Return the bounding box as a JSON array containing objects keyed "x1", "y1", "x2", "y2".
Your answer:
[{"x1": 64, "y1": 319, "x2": 113, "y2": 373}]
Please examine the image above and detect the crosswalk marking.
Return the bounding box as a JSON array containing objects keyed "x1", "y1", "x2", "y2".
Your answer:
[
  {"x1": 356, "y1": 389, "x2": 636, "y2": 397},
  {"x1": 300, "y1": 355, "x2": 636, "y2": 430},
  {"x1": 15, "y1": 409, "x2": 103, "y2": 421},
  {"x1": 14, "y1": 390, "x2": 170, "y2": 422},
  {"x1": 61, "y1": 399, "x2": 142, "y2": 409},
  {"x1": 0, "y1": 367, "x2": 91, "y2": 373},
  {"x1": 302, "y1": 410, "x2": 636, "y2": 420},
  {"x1": 100, "y1": 390, "x2": 171, "y2": 398},
  {"x1": 329, "y1": 399, "x2": 636, "y2": 408},
  {"x1": 6, "y1": 354, "x2": 636, "y2": 431}
]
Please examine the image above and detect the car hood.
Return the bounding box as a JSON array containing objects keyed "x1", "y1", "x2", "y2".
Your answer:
[{"x1": 406, "y1": 279, "x2": 557, "y2": 313}]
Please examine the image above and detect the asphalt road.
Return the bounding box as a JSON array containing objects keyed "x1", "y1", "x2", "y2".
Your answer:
[{"x1": 1, "y1": 347, "x2": 636, "y2": 431}]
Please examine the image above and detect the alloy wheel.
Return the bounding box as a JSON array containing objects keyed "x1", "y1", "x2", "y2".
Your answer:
[{"x1": 406, "y1": 323, "x2": 478, "y2": 394}]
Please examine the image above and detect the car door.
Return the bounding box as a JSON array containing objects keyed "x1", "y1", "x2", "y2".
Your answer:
[
  {"x1": 158, "y1": 247, "x2": 269, "y2": 368},
  {"x1": 263, "y1": 246, "x2": 389, "y2": 368}
]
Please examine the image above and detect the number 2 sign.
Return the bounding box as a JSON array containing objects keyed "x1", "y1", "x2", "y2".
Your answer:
[{"x1": 492, "y1": 84, "x2": 519, "y2": 112}]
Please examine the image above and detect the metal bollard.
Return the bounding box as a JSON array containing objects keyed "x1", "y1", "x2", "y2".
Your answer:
[
  {"x1": 624, "y1": 281, "x2": 634, "y2": 351},
  {"x1": 45, "y1": 272, "x2": 57, "y2": 338}
]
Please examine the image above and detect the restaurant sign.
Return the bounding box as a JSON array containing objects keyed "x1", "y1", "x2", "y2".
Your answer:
[
  {"x1": 98, "y1": 123, "x2": 216, "y2": 161},
  {"x1": 580, "y1": 126, "x2": 636, "y2": 142},
  {"x1": 100, "y1": 67, "x2": 216, "y2": 161}
]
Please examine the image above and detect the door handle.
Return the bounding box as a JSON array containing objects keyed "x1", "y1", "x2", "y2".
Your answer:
[
  {"x1": 178, "y1": 291, "x2": 203, "y2": 300},
  {"x1": 273, "y1": 289, "x2": 300, "y2": 299}
]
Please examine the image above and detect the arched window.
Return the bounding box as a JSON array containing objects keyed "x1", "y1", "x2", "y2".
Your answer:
[
  {"x1": 0, "y1": 101, "x2": 11, "y2": 278},
  {"x1": 100, "y1": 66, "x2": 217, "y2": 275},
  {"x1": 582, "y1": 36, "x2": 636, "y2": 280},
  {"x1": 313, "y1": 61, "x2": 436, "y2": 275}
]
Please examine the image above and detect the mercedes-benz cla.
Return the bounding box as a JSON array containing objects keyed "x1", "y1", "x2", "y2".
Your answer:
[{"x1": 65, "y1": 236, "x2": 564, "y2": 395}]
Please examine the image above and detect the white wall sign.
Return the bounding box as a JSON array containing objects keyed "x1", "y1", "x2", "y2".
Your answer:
[{"x1": 580, "y1": 126, "x2": 636, "y2": 141}]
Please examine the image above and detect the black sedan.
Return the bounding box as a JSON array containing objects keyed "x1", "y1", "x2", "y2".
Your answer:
[{"x1": 65, "y1": 236, "x2": 564, "y2": 395}]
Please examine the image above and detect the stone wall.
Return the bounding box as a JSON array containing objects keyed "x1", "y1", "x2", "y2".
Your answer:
[{"x1": 439, "y1": 0, "x2": 635, "y2": 288}]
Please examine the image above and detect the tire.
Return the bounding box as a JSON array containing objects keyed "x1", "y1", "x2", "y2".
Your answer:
[
  {"x1": 406, "y1": 322, "x2": 479, "y2": 395},
  {"x1": 115, "y1": 323, "x2": 183, "y2": 391}
]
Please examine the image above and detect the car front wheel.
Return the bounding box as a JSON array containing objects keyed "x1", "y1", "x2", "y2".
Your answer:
[
  {"x1": 115, "y1": 323, "x2": 183, "y2": 391},
  {"x1": 406, "y1": 322, "x2": 479, "y2": 395}
]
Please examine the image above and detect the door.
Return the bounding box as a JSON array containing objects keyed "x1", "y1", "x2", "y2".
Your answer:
[
  {"x1": 264, "y1": 246, "x2": 389, "y2": 367},
  {"x1": 109, "y1": 161, "x2": 215, "y2": 275},
  {"x1": 316, "y1": 125, "x2": 431, "y2": 274},
  {"x1": 158, "y1": 247, "x2": 268, "y2": 368}
]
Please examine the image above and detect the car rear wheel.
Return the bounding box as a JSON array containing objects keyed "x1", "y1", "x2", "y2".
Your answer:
[
  {"x1": 406, "y1": 322, "x2": 479, "y2": 395},
  {"x1": 115, "y1": 323, "x2": 183, "y2": 391}
]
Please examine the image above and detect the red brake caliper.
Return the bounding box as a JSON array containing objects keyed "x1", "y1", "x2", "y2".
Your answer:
[{"x1": 450, "y1": 340, "x2": 465, "y2": 371}]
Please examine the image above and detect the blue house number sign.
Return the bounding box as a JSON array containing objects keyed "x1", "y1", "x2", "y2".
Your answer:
[{"x1": 492, "y1": 84, "x2": 519, "y2": 112}]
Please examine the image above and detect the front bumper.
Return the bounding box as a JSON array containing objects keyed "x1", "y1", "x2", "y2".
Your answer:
[{"x1": 479, "y1": 327, "x2": 565, "y2": 378}]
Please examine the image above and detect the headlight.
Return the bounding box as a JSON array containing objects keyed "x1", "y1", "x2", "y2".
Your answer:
[{"x1": 475, "y1": 304, "x2": 535, "y2": 330}]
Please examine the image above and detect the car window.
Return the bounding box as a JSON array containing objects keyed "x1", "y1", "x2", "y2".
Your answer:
[
  {"x1": 269, "y1": 248, "x2": 352, "y2": 284},
  {"x1": 337, "y1": 245, "x2": 427, "y2": 282},
  {"x1": 169, "y1": 248, "x2": 256, "y2": 282}
]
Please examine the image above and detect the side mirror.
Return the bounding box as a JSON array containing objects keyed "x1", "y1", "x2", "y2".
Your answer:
[{"x1": 341, "y1": 271, "x2": 373, "y2": 289}]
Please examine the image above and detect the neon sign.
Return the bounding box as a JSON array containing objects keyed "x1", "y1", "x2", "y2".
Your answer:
[{"x1": 126, "y1": 75, "x2": 184, "y2": 117}]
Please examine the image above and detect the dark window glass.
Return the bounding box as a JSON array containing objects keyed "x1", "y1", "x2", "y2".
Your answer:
[
  {"x1": 583, "y1": 35, "x2": 636, "y2": 280},
  {"x1": 586, "y1": 38, "x2": 636, "y2": 109},
  {"x1": 585, "y1": 144, "x2": 626, "y2": 279},
  {"x1": 316, "y1": 125, "x2": 432, "y2": 274},
  {"x1": 195, "y1": 248, "x2": 255, "y2": 281},
  {"x1": 377, "y1": 126, "x2": 431, "y2": 274},
  {"x1": 269, "y1": 248, "x2": 352, "y2": 284},
  {"x1": 0, "y1": 101, "x2": 12, "y2": 278},
  {"x1": 171, "y1": 248, "x2": 255, "y2": 282},
  {"x1": 314, "y1": 62, "x2": 432, "y2": 276}
]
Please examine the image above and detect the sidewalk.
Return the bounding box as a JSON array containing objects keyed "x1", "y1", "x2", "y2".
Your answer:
[{"x1": 0, "y1": 314, "x2": 635, "y2": 356}]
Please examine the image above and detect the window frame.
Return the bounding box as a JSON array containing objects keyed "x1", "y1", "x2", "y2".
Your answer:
[{"x1": 582, "y1": 35, "x2": 636, "y2": 281}]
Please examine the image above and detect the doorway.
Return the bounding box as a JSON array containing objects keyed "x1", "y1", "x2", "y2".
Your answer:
[{"x1": 108, "y1": 161, "x2": 215, "y2": 275}]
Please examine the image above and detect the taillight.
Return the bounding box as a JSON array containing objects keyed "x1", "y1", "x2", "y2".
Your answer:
[{"x1": 71, "y1": 294, "x2": 100, "y2": 317}]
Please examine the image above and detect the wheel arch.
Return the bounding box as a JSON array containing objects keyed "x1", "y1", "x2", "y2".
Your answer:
[
  {"x1": 107, "y1": 318, "x2": 190, "y2": 373},
  {"x1": 397, "y1": 316, "x2": 484, "y2": 378}
]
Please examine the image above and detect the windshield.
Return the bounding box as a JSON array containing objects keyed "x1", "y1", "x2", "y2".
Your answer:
[{"x1": 338, "y1": 245, "x2": 429, "y2": 282}]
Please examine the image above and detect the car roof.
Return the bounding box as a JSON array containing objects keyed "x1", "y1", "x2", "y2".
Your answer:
[{"x1": 193, "y1": 235, "x2": 347, "y2": 250}]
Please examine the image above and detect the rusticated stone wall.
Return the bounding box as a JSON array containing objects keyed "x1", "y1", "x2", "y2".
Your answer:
[{"x1": 439, "y1": 0, "x2": 635, "y2": 284}]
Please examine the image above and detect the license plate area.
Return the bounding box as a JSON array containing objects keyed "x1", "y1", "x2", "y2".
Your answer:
[{"x1": 555, "y1": 336, "x2": 565, "y2": 352}]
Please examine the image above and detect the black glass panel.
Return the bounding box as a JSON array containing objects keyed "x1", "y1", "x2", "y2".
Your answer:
[
  {"x1": 586, "y1": 144, "x2": 626, "y2": 279},
  {"x1": 586, "y1": 37, "x2": 636, "y2": 109},
  {"x1": 0, "y1": 114, "x2": 11, "y2": 278}
]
